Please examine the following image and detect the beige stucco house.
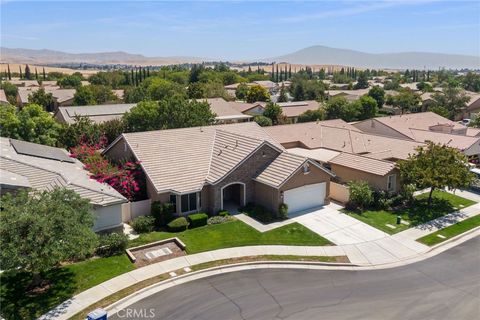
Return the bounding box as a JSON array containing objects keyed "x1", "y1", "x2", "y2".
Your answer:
[{"x1": 103, "y1": 122, "x2": 334, "y2": 216}]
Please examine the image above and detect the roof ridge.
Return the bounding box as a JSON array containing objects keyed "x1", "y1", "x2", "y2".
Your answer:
[
  {"x1": 215, "y1": 127, "x2": 265, "y2": 144},
  {"x1": 336, "y1": 152, "x2": 396, "y2": 165},
  {"x1": 69, "y1": 182, "x2": 126, "y2": 201},
  {"x1": 205, "y1": 129, "x2": 217, "y2": 182}
]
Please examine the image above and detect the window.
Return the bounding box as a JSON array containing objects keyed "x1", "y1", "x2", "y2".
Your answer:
[
  {"x1": 169, "y1": 194, "x2": 177, "y2": 212},
  {"x1": 387, "y1": 174, "x2": 396, "y2": 192},
  {"x1": 181, "y1": 192, "x2": 198, "y2": 213}
]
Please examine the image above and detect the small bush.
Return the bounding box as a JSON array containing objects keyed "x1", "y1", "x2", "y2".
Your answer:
[
  {"x1": 151, "y1": 201, "x2": 175, "y2": 227},
  {"x1": 278, "y1": 203, "x2": 288, "y2": 220},
  {"x1": 188, "y1": 213, "x2": 208, "y2": 228},
  {"x1": 348, "y1": 180, "x2": 373, "y2": 211},
  {"x1": 167, "y1": 217, "x2": 189, "y2": 232},
  {"x1": 218, "y1": 210, "x2": 230, "y2": 217},
  {"x1": 97, "y1": 232, "x2": 129, "y2": 257},
  {"x1": 130, "y1": 215, "x2": 155, "y2": 233},
  {"x1": 207, "y1": 216, "x2": 234, "y2": 225}
]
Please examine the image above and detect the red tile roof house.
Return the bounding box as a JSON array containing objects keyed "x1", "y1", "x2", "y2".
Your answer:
[
  {"x1": 103, "y1": 122, "x2": 335, "y2": 216},
  {"x1": 265, "y1": 119, "x2": 425, "y2": 194}
]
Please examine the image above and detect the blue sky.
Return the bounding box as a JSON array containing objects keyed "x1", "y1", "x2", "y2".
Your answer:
[{"x1": 1, "y1": 1, "x2": 479, "y2": 60}]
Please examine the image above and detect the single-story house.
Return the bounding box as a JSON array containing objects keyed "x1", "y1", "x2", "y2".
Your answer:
[
  {"x1": 203, "y1": 98, "x2": 253, "y2": 124},
  {"x1": 8, "y1": 79, "x2": 39, "y2": 87},
  {"x1": 230, "y1": 101, "x2": 266, "y2": 116},
  {"x1": 0, "y1": 137, "x2": 127, "y2": 231},
  {"x1": 103, "y1": 122, "x2": 335, "y2": 216},
  {"x1": 16, "y1": 87, "x2": 76, "y2": 110},
  {"x1": 353, "y1": 112, "x2": 480, "y2": 157},
  {"x1": 265, "y1": 119, "x2": 424, "y2": 192},
  {"x1": 459, "y1": 91, "x2": 480, "y2": 120},
  {"x1": 55, "y1": 103, "x2": 136, "y2": 124},
  {"x1": 326, "y1": 89, "x2": 370, "y2": 102}
]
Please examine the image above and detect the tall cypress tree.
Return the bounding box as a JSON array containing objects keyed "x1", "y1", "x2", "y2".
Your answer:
[
  {"x1": 142, "y1": 68, "x2": 146, "y2": 81},
  {"x1": 19, "y1": 66, "x2": 23, "y2": 79},
  {"x1": 271, "y1": 63, "x2": 275, "y2": 81},
  {"x1": 42, "y1": 67, "x2": 46, "y2": 80},
  {"x1": 147, "y1": 67, "x2": 150, "y2": 77},
  {"x1": 275, "y1": 64, "x2": 279, "y2": 82},
  {"x1": 288, "y1": 65, "x2": 292, "y2": 78},
  {"x1": 24, "y1": 64, "x2": 31, "y2": 80},
  {"x1": 35, "y1": 68, "x2": 38, "y2": 80},
  {"x1": 135, "y1": 68, "x2": 139, "y2": 86},
  {"x1": 7, "y1": 64, "x2": 11, "y2": 80},
  {"x1": 131, "y1": 69, "x2": 134, "y2": 86}
]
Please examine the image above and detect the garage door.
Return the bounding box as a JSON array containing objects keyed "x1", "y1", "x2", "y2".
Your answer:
[{"x1": 283, "y1": 182, "x2": 326, "y2": 214}]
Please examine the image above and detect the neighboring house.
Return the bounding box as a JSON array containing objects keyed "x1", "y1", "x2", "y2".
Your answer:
[
  {"x1": 0, "y1": 138, "x2": 127, "y2": 231},
  {"x1": 8, "y1": 79, "x2": 39, "y2": 87},
  {"x1": 277, "y1": 100, "x2": 321, "y2": 123},
  {"x1": 224, "y1": 81, "x2": 279, "y2": 97},
  {"x1": 0, "y1": 89, "x2": 9, "y2": 105},
  {"x1": 460, "y1": 91, "x2": 480, "y2": 120},
  {"x1": 103, "y1": 122, "x2": 335, "y2": 216},
  {"x1": 16, "y1": 87, "x2": 76, "y2": 110},
  {"x1": 353, "y1": 112, "x2": 480, "y2": 157},
  {"x1": 230, "y1": 101, "x2": 266, "y2": 116},
  {"x1": 204, "y1": 98, "x2": 253, "y2": 124},
  {"x1": 55, "y1": 103, "x2": 136, "y2": 124},
  {"x1": 265, "y1": 119, "x2": 424, "y2": 192},
  {"x1": 326, "y1": 89, "x2": 370, "y2": 102}
]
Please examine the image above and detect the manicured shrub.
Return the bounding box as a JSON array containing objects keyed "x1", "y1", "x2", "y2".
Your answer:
[
  {"x1": 348, "y1": 180, "x2": 373, "y2": 211},
  {"x1": 207, "y1": 216, "x2": 234, "y2": 225},
  {"x1": 130, "y1": 215, "x2": 155, "y2": 233},
  {"x1": 188, "y1": 213, "x2": 208, "y2": 228},
  {"x1": 278, "y1": 203, "x2": 288, "y2": 220},
  {"x1": 97, "y1": 232, "x2": 129, "y2": 257},
  {"x1": 218, "y1": 210, "x2": 230, "y2": 217},
  {"x1": 151, "y1": 201, "x2": 175, "y2": 227},
  {"x1": 167, "y1": 217, "x2": 189, "y2": 232}
]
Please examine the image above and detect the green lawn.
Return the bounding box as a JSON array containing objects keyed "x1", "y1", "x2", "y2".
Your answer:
[
  {"x1": 130, "y1": 220, "x2": 332, "y2": 253},
  {"x1": 417, "y1": 214, "x2": 480, "y2": 246},
  {"x1": 346, "y1": 191, "x2": 476, "y2": 235},
  {"x1": 0, "y1": 219, "x2": 330, "y2": 319}
]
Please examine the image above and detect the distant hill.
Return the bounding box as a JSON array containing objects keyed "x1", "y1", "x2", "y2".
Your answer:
[
  {"x1": 0, "y1": 47, "x2": 204, "y2": 65},
  {"x1": 267, "y1": 45, "x2": 480, "y2": 70}
]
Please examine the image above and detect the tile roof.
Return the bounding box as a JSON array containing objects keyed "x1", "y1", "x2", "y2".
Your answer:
[
  {"x1": 329, "y1": 152, "x2": 396, "y2": 176},
  {"x1": 0, "y1": 89, "x2": 8, "y2": 104},
  {"x1": 18, "y1": 87, "x2": 75, "y2": 104},
  {"x1": 230, "y1": 101, "x2": 266, "y2": 113},
  {"x1": 56, "y1": 103, "x2": 136, "y2": 124},
  {"x1": 277, "y1": 100, "x2": 320, "y2": 118},
  {"x1": 113, "y1": 122, "x2": 283, "y2": 193},
  {"x1": 265, "y1": 119, "x2": 423, "y2": 160},
  {"x1": 409, "y1": 129, "x2": 479, "y2": 151},
  {"x1": 202, "y1": 98, "x2": 252, "y2": 120},
  {"x1": 286, "y1": 147, "x2": 340, "y2": 163},
  {"x1": 0, "y1": 137, "x2": 126, "y2": 206}
]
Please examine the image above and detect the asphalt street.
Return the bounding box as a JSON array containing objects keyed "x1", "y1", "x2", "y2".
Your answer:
[{"x1": 110, "y1": 237, "x2": 480, "y2": 320}]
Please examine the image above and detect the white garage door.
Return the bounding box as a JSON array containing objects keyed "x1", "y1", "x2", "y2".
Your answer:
[{"x1": 283, "y1": 182, "x2": 326, "y2": 214}]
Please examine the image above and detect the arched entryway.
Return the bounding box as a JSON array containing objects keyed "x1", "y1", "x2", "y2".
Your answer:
[{"x1": 221, "y1": 182, "x2": 246, "y2": 213}]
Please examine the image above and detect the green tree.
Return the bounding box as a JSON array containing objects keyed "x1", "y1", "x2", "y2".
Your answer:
[
  {"x1": 0, "y1": 81, "x2": 18, "y2": 104},
  {"x1": 90, "y1": 85, "x2": 117, "y2": 104},
  {"x1": 73, "y1": 86, "x2": 96, "y2": 105},
  {"x1": 24, "y1": 64, "x2": 31, "y2": 80},
  {"x1": 246, "y1": 85, "x2": 270, "y2": 103},
  {"x1": 58, "y1": 116, "x2": 103, "y2": 149},
  {"x1": 462, "y1": 72, "x2": 480, "y2": 92},
  {"x1": 124, "y1": 86, "x2": 149, "y2": 103},
  {"x1": 123, "y1": 100, "x2": 161, "y2": 132},
  {"x1": 189, "y1": 64, "x2": 204, "y2": 83},
  {"x1": 368, "y1": 85, "x2": 385, "y2": 108},
  {"x1": 297, "y1": 108, "x2": 325, "y2": 123},
  {"x1": 187, "y1": 82, "x2": 206, "y2": 99},
  {"x1": 398, "y1": 142, "x2": 475, "y2": 207},
  {"x1": 357, "y1": 95, "x2": 378, "y2": 120},
  {"x1": 416, "y1": 81, "x2": 433, "y2": 92},
  {"x1": 253, "y1": 115, "x2": 272, "y2": 127},
  {"x1": 28, "y1": 88, "x2": 55, "y2": 111},
  {"x1": 235, "y1": 83, "x2": 250, "y2": 100},
  {"x1": 354, "y1": 71, "x2": 369, "y2": 89},
  {"x1": 429, "y1": 105, "x2": 450, "y2": 118},
  {"x1": 16, "y1": 104, "x2": 62, "y2": 146},
  {"x1": 58, "y1": 74, "x2": 82, "y2": 88},
  {"x1": 325, "y1": 97, "x2": 360, "y2": 122},
  {"x1": 347, "y1": 180, "x2": 373, "y2": 211},
  {"x1": 0, "y1": 105, "x2": 20, "y2": 138},
  {"x1": 0, "y1": 188, "x2": 98, "y2": 285},
  {"x1": 277, "y1": 84, "x2": 288, "y2": 102},
  {"x1": 391, "y1": 89, "x2": 421, "y2": 114},
  {"x1": 431, "y1": 85, "x2": 470, "y2": 120},
  {"x1": 263, "y1": 102, "x2": 283, "y2": 125}
]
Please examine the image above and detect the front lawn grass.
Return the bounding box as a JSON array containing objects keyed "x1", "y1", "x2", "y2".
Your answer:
[
  {"x1": 345, "y1": 191, "x2": 476, "y2": 235},
  {"x1": 0, "y1": 220, "x2": 331, "y2": 319},
  {"x1": 417, "y1": 214, "x2": 480, "y2": 246},
  {"x1": 130, "y1": 220, "x2": 332, "y2": 253}
]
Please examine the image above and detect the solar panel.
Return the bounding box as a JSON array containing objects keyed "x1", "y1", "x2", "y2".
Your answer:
[{"x1": 10, "y1": 139, "x2": 75, "y2": 163}]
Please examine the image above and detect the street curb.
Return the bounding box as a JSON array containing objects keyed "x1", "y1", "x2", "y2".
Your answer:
[
  {"x1": 105, "y1": 260, "x2": 357, "y2": 315},
  {"x1": 427, "y1": 225, "x2": 480, "y2": 251}
]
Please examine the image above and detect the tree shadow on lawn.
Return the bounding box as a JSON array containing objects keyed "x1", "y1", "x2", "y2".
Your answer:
[
  {"x1": 403, "y1": 198, "x2": 467, "y2": 228},
  {"x1": 0, "y1": 267, "x2": 76, "y2": 320}
]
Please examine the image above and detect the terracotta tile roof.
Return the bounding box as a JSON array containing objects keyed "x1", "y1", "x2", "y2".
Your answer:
[
  {"x1": 330, "y1": 152, "x2": 396, "y2": 176},
  {"x1": 277, "y1": 100, "x2": 320, "y2": 118},
  {"x1": 202, "y1": 98, "x2": 252, "y2": 121},
  {"x1": 0, "y1": 138, "x2": 126, "y2": 206},
  {"x1": 0, "y1": 89, "x2": 8, "y2": 104},
  {"x1": 113, "y1": 122, "x2": 283, "y2": 194},
  {"x1": 265, "y1": 119, "x2": 422, "y2": 160},
  {"x1": 56, "y1": 103, "x2": 136, "y2": 124},
  {"x1": 255, "y1": 152, "x2": 333, "y2": 188},
  {"x1": 410, "y1": 129, "x2": 479, "y2": 151},
  {"x1": 230, "y1": 101, "x2": 266, "y2": 113}
]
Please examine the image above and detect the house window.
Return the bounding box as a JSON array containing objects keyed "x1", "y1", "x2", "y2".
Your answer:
[
  {"x1": 181, "y1": 192, "x2": 198, "y2": 213},
  {"x1": 387, "y1": 174, "x2": 396, "y2": 192},
  {"x1": 169, "y1": 194, "x2": 177, "y2": 212}
]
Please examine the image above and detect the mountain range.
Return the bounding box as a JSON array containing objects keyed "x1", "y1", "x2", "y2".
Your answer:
[{"x1": 1, "y1": 46, "x2": 479, "y2": 69}]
